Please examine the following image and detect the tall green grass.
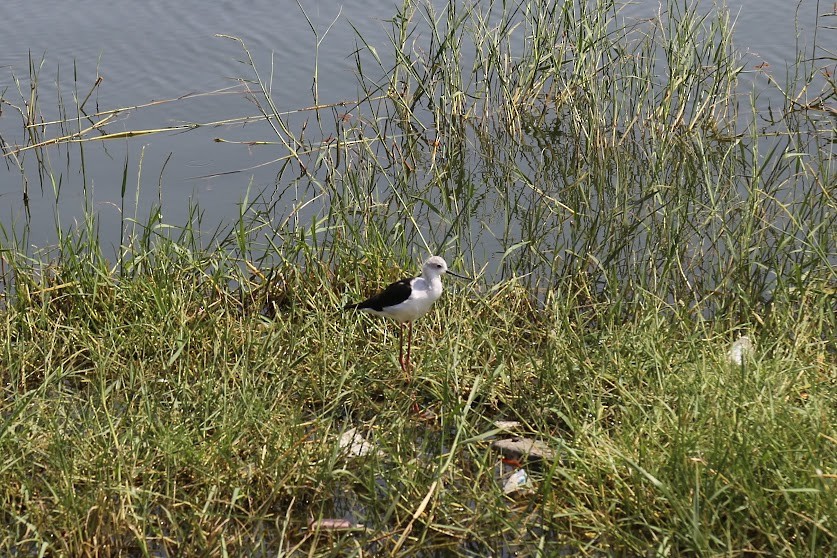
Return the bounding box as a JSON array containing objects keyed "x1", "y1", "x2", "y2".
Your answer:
[{"x1": 1, "y1": 0, "x2": 834, "y2": 555}]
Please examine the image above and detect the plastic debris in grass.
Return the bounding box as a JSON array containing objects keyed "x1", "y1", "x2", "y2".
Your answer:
[
  {"x1": 491, "y1": 436, "x2": 559, "y2": 464},
  {"x1": 493, "y1": 420, "x2": 522, "y2": 432},
  {"x1": 502, "y1": 467, "x2": 532, "y2": 495},
  {"x1": 338, "y1": 427, "x2": 384, "y2": 458},
  {"x1": 307, "y1": 516, "x2": 367, "y2": 532},
  {"x1": 728, "y1": 336, "x2": 754, "y2": 365}
]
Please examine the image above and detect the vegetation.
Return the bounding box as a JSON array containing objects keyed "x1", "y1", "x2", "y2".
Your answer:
[{"x1": 1, "y1": 0, "x2": 834, "y2": 555}]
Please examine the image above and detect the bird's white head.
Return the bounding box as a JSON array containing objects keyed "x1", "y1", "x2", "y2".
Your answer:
[
  {"x1": 422, "y1": 256, "x2": 449, "y2": 279},
  {"x1": 422, "y1": 256, "x2": 469, "y2": 281}
]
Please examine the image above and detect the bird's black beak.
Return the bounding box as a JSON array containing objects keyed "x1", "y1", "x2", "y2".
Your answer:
[{"x1": 446, "y1": 270, "x2": 470, "y2": 281}]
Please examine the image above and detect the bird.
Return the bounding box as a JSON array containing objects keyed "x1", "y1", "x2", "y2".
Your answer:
[{"x1": 345, "y1": 256, "x2": 467, "y2": 376}]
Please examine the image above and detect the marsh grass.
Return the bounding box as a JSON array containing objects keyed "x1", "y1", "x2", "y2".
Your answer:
[{"x1": 1, "y1": 0, "x2": 835, "y2": 556}]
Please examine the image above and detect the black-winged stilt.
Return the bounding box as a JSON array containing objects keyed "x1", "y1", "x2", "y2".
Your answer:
[{"x1": 345, "y1": 256, "x2": 467, "y2": 374}]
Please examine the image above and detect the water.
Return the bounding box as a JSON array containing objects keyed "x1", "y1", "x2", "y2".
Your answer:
[
  {"x1": 1, "y1": 0, "x2": 386, "y2": 248},
  {"x1": 0, "y1": 0, "x2": 832, "y2": 249}
]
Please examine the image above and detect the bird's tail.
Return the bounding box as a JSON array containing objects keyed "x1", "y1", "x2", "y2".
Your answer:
[{"x1": 344, "y1": 302, "x2": 360, "y2": 311}]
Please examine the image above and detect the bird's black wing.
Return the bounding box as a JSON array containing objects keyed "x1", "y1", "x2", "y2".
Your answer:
[{"x1": 345, "y1": 278, "x2": 413, "y2": 311}]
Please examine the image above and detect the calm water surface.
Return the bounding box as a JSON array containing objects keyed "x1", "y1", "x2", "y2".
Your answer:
[{"x1": 0, "y1": 0, "x2": 831, "y2": 249}]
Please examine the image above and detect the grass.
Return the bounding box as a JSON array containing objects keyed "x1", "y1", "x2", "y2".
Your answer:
[{"x1": 1, "y1": 0, "x2": 835, "y2": 555}]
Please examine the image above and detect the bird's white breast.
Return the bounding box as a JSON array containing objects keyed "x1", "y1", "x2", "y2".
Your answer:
[{"x1": 384, "y1": 276, "x2": 442, "y2": 322}]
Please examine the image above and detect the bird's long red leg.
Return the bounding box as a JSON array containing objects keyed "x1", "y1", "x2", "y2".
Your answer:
[
  {"x1": 406, "y1": 321, "x2": 413, "y2": 375},
  {"x1": 398, "y1": 323, "x2": 405, "y2": 374},
  {"x1": 406, "y1": 321, "x2": 421, "y2": 413}
]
